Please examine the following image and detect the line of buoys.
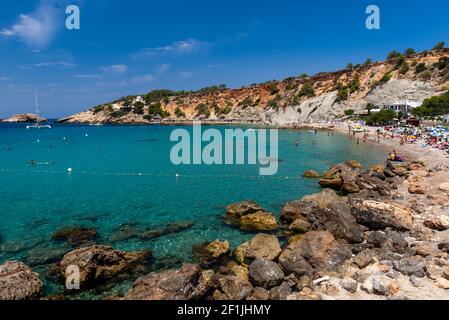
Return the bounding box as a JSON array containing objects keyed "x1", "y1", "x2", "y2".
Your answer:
[{"x1": 0, "y1": 168, "x2": 303, "y2": 180}]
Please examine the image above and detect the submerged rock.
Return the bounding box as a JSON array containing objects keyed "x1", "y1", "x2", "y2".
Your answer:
[
  {"x1": 124, "y1": 264, "x2": 201, "y2": 300},
  {"x1": 51, "y1": 227, "x2": 97, "y2": 246},
  {"x1": 350, "y1": 200, "x2": 414, "y2": 231},
  {"x1": 52, "y1": 245, "x2": 152, "y2": 288},
  {"x1": 0, "y1": 261, "x2": 43, "y2": 300},
  {"x1": 234, "y1": 233, "x2": 281, "y2": 264},
  {"x1": 141, "y1": 221, "x2": 194, "y2": 240},
  {"x1": 192, "y1": 240, "x2": 230, "y2": 264},
  {"x1": 108, "y1": 223, "x2": 142, "y2": 242},
  {"x1": 25, "y1": 244, "x2": 71, "y2": 267},
  {"x1": 0, "y1": 238, "x2": 42, "y2": 254}
]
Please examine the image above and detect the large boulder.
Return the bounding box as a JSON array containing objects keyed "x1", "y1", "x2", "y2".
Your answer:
[
  {"x1": 234, "y1": 233, "x2": 281, "y2": 264},
  {"x1": 248, "y1": 259, "x2": 284, "y2": 289},
  {"x1": 282, "y1": 189, "x2": 363, "y2": 243},
  {"x1": 0, "y1": 261, "x2": 43, "y2": 300},
  {"x1": 226, "y1": 201, "x2": 263, "y2": 221},
  {"x1": 225, "y1": 201, "x2": 278, "y2": 232},
  {"x1": 124, "y1": 264, "x2": 201, "y2": 300},
  {"x1": 279, "y1": 231, "x2": 351, "y2": 276},
  {"x1": 280, "y1": 189, "x2": 340, "y2": 224},
  {"x1": 239, "y1": 211, "x2": 278, "y2": 232},
  {"x1": 307, "y1": 196, "x2": 364, "y2": 243},
  {"x1": 350, "y1": 200, "x2": 414, "y2": 231},
  {"x1": 212, "y1": 275, "x2": 254, "y2": 300},
  {"x1": 52, "y1": 245, "x2": 152, "y2": 288}
]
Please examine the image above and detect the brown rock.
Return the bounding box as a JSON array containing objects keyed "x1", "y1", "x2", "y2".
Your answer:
[
  {"x1": 226, "y1": 201, "x2": 263, "y2": 221},
  {"x1": 212, "y1": 275, "x2": 254, "y2": 300},
  {"x1": 0, "y1": 261, "x2": 43, "y2": 300},
  {"x1": 192, "y1": 240, "x2": 230, "y2": 264},
  {"x1": 424, "y1": 216, "x2": 449, "y2": 231},
  {"x1": 350, "y1": 200, "x2": 414, "y2": 231},
  {"x1": 53, "y1": 245, "x2": 151, "y2": 288},
  {"x1": 234, "y1": 233, "x2": 281, "y2": 264},
  {"x1": 388, "y1": 280, "x2": 400, "y2": 295},
  {"x1": 288, "y1": 219, "x2": 311, "y2": 233},
  {"x1": 239, "y1": 211, "x2": 278, "y2": 232},
  {"x1": 51, "y1": 226, "x2": 97, "y2": 246},
  {"x1": 303, "y1": 170, "x2": 320, "y2": 178},
  {"x1": 279, "y1": 231, "x2": 351, "y2": 275},
  {"x1": 125, "y1": 264, "x2": 201, "y2": 300}
]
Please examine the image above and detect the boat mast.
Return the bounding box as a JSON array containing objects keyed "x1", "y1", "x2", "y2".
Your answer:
[{"x1": 34, "y1": 90, "x2": 40, "y2": 126}]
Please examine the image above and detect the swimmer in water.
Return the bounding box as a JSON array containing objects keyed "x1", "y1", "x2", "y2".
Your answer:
[{"x1": 28, "y1": 160, "x2": 37, "y2": 165}]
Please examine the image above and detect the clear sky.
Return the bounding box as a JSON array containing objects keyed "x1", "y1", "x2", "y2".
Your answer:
[{"x1": 0, "y1": 0, "x2": 448, "y2": 118}]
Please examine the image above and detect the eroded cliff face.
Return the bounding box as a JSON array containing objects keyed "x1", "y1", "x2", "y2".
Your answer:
[{"x1": 58, "y1": 49, "x2": 449, "y2": 125}]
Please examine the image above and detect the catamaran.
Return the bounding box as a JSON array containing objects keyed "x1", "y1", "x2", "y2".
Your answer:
[{"x1": 26, "y1": 91, "x2": 52, "y2": 130}]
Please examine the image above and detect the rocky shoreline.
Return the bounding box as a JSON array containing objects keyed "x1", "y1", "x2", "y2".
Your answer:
[{"x1": 1, "y1": 156, "x2": 449, "y2": 300}]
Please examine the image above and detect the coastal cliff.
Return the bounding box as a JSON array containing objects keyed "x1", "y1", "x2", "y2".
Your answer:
[{"x1": 58, "y1": 47, "x2": 449, "y2": 125}]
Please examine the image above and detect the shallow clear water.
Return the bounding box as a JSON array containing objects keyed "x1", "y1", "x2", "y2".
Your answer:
[{"x1": 0, "y1": 122, "x2": 384, "y2": 296}]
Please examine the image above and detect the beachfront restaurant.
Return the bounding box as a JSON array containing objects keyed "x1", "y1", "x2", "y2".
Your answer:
[{"x1": 380, "y1": 101, "x2": 422, "y2": 115}]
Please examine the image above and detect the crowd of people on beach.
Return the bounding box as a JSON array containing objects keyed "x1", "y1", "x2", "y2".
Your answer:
[{"x1": 382, "y1": 125, "x2": 449, "y2": 156}]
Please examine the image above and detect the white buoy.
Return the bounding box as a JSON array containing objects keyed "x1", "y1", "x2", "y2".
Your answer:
[
  {"x1": 176, "y1": 173, "x2": 180, "y2": 177},
  {"x1": 37, "y1": 139, "x2": 40, "y2": 143},
  {"x1": 67, "y1": 168, "x2": 73, "y2": 174},
  {"x1": 85, "y1": 134, "x2": 88, "y2": 137},
  {"x1": 63, "y1": 137, "x2": 66, "y2": 140}
]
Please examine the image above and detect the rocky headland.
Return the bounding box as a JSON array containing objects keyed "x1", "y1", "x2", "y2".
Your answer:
[
  {"x1": 2, "y1": 113, "x2": 47, "y2": 123},
  {"x1": 1, "y1": 156, "x2": 449, "y2": 300}
]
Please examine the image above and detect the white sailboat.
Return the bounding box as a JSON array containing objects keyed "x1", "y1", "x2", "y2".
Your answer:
[{"x1": 26, "y1": 91, "x2": 52, "y2": 130}]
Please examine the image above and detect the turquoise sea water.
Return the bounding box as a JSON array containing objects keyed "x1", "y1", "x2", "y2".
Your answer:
[{"x1": 0, "y1": 122, "x2": 384, "y2": 296}]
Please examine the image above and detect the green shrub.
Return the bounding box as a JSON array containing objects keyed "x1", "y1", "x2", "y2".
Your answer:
[
  {"x1": 363, "y1": 58, "x2": 372, "y2": 67},
  {"x1": 415, "y1": 63, "x2": 427, "y2": 73},
  {"x1": 92, "y1": 105, "x2": 105, "y2": 114},
  {"x1": 298, "y1": 82, "x2": 315, "y2": 98},
  {"x1": 344, "y1": 109, "x2": 355, "y2": 116},
  {"x1": 387, "y1": 50, "x2": 402, "y2": 61},
  {"x1": 419, "y1": 71, "x2": 432, "y2": 81},
  {"x1": 366, "y1": 109, "x2": 396, "y2": 125},
  {"x1": 404, "y1": 48, "x2": 416, "y2": 56},
  {"x1": 195, "y1": 103, "x2": 210, "y2": 117},
  {"x1": 413, "y1": 91, "x2": 449, "y2": 116},
  {"x1": 148, "y1": 101, "x2": 170, "y2": 118},
  {"x1": 174, "y1": 107, "x2": 186, "y2": 118},
  {"x1": 267, "y1": 82, "x2": 280, "y2": 95},
  {"x1": 133, "y1": 101, "x2": 145, "y2": 115},
  {"x1": 399, "y1": 61, "x2": 409, "y2": 75},
  {"x1": 433, "y1": 42, "x2": 446, "y2": 51}
]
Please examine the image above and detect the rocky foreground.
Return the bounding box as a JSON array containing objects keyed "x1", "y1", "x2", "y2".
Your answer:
[
  {"x1": 1, "y1": 158, "x2": 449, "y2": 300},
  {"x1": 1, "y1": 113, "x2": 47, "y2": 123}
]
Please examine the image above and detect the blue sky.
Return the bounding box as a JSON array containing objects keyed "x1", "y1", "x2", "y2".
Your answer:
[{"x1": 0, "y1": 0, "x2": 448, "y2": 118}]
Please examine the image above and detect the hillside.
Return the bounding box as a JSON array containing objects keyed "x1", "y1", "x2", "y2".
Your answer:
[{"x1": 57, "y1": 47, "x2": 449, "y2": 125}]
